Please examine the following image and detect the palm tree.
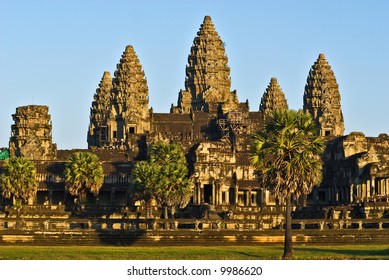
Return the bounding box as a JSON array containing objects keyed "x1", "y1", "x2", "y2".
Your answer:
[
  {"x1": 64, "y1": 152, "x2": 104, "y2": 204},
  {"x1": 0, "y1": 156, "x2": 38, "y2": 207},
  {"x1": 250, "y1": 109, "x2": 325, "y2": 259},
  {"x1": 130, "y1": 161, "x2": 160, "y2": 219},
  {"x1": 129, "y1": 143, "x2": 192, "y2": 220},
  {"x1": 149, "y1": 143, "x2": 192, "y2": 219}
]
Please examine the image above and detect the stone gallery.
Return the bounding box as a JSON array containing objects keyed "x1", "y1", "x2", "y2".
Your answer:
[{"x1": 1, "y1": 16, "x2": 389, "y2": 243}]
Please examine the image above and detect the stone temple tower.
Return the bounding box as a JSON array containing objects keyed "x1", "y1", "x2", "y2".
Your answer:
[
  {"x1": 303, "y1": 54, "x2": 344, "y2": 137},
  {"x1": 259, "y1": 77, "x2": 288, "y2": 119},
  {"x1": 175, "y1": 15, "x2": 238, "y2": 115},
  {"x1": 87, "y1": 45, "x2": 150, "y2": 149},
  {"x1": 88, "y1": 71, "x2": 113, "y2": 147},
  {"x1": 9, "y1": 105, "x2": 57, "y2": 160}
]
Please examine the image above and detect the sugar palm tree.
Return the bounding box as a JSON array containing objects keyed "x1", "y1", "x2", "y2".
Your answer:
[
  {"x1": 129, "y1": 143, "x2": 192, "y2": 220},
  {"x1": 0, "y1": 156, "x2": 38, "y2": 207},
  {"x1": 130, "y1": 161, "x2": 160, "y2": 219},
  {"x1": 64, "y1": 152, "x2": 104, "y2": 203},
  {"x1": 149, "y1": 143, "x2": 192, "y2": 219},
  {"x1": 250, "y1": 109, "x2": 325, "y2": 259}
]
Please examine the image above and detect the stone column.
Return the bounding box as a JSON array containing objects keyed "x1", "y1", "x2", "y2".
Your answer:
[
  {"x1": 49, "y1": 189, "x2": 53, "y2": 205},
  {"x1": 350, "y1": 184, "x2": 354, "y2": 203},
  {"x1": 362, "y1": 182, "x2": 366, "y2": 200},
  {"x1": 235, "y1": 185, "x2": 239, "y2": 205},
  {"x1": 366, "y1": 180, "x2": 371, "y2": 198},
  {"x1": 200, "y1": 183, "x2": 204, "y2": 203},
  {"x1": 212, "y1": 182, "x2": 216, "y2": 205},
  {"x1": 225, "y1": 190, "x2": 229, "y2": 205},
  {"x1": 385, "y1": 178, "x2": 389, "y2": 195}
]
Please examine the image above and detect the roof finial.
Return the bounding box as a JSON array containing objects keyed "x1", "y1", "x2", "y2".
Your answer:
[{"x1": 204, "y1": 15, "x2": 212, "y2": 22}]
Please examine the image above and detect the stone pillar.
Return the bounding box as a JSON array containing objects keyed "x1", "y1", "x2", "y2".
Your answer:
[
  {"x1": 235, "y1": 185, "x2": 239, "y2": 205},
  {"x1": 212, "y1": 182, "x2": 216, "y2": 205},
  {"x1": 225, "y1": 191, "x2": 229, "y2": 205},
  {"x1": 200, "y1": 183, "x2": 204, "y2": 203},
  {"x1": 362, "y1": 182, "x2": 367, "y2": 200},
  {"x1": 197, "y1": 182, "x2": 201, "y2": 204},
  {"x1": 385, "y1": 178, "x2": 389, "y2": 195},
  {"x1": 49, "y1": 189, "x2": 53, "y2": 205},
  {"x1": 350, "y1": 184, "x2": 354, "y2": 203}
]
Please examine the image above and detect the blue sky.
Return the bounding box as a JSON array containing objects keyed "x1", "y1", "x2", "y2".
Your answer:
[{"x1": 1, "y1": 0, "x2": 389, "y2": 149}]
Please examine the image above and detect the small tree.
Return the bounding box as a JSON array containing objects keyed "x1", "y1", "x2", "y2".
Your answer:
[
  {"x1": 0, "y1": 156, "x2": 38, "y2": 208},
  {"x1": 250, "y1": 110, "x2": 325, "y2": 259},
  {"x1": 64, "y1": 152, "x2": 104, "y2": 204},
  {"x1": 129, "y1": 143, "x2": 192, "y2": 220},
  {"x1": 130, "y1": 161, "x2": 160, "y2": 219},
  {"x1": 149, "y1": 143, "x2": 192, "y2": 219}
]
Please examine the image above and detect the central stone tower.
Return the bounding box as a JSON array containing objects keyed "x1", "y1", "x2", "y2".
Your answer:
[{"x1": 174, "y1": 16, "x2": 238, "y2": 115}]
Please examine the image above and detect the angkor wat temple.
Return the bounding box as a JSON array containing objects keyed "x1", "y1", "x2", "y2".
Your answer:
[{"x1": 2, "y1": 16, "x2": 389, "y2": 221}]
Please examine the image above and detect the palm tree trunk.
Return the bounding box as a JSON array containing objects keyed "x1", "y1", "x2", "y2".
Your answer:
[
  {"x1": 145, "y1": 201, "x2": 150, "y2": 219},
  {"x1": 164, "y1": 206, "x2": 169, "y2": 220},
  {"x1": 283, "y1": 193, "x2": 293, "y2": 260}
]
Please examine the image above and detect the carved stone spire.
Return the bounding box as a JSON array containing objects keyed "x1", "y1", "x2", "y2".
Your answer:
[
  {"x1": 9, "y1": 105, "x2": 57, "y2": 160},
  {"x1": 87, "y1": 71, "x2": 112, "y2": 147},
  {"x1": 259, "y1": 77, "x2": 288, "y2": 118},
  {"x1": 110, "y1": 45, "x2": 150, "y2": 142},
  {"x1": 176, "y1": 15, "x2": 238, "y2": 114},
  {"x1": 303, "y1": 53, "x2": 344, "y2": 136}
]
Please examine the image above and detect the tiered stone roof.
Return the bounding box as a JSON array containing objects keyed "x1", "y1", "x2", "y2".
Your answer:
[
  {"x1": 112, "y1": 45, "x2": 149, "y2": 127},
  {"x1": 303, "y1": 53, "x2": 344, "y2": 136},
  {"x1": 87, "y1": 46, "x2": 151, "y2": 148},
  {"x1": 9, "y1": 105, "x2": 57, "y2": 160},
  {"x1": 259, "y1": 77, "x2": 288, "y2": 118},
  {"x1": 177, "y1": 15, "x2": 238, "y2": 114},
  {"x1": 88, "y1": 71, "x2": 112, "y2": 144}
]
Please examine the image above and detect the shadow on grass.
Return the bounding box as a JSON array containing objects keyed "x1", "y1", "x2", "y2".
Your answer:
[
  {"x1": 293, "y1": 246, "x2": 389, "y2": 260},
  {"x1": 232, "y1": 249, "x2": 282, "y2": 259}
]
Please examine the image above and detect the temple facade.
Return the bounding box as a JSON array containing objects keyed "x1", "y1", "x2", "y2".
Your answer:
[{"x1": 1, "y1": 16, "x2": 388, "y2": 212}]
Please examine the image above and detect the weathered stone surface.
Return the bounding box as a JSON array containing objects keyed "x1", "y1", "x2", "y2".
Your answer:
[
  {"x1": 6, "y1": 16, "x2": 389, "y2": 216},
  {"x1": 318, "y1": 132, "x2": 389, "y2": 206},
  {"x1": 111, "y1": 45, "x2": 150, "y2": 136},
  {"x1": 259, "y1": 77, "x2": 288, "y2": 119},
  {"x1": 9, "y1": 105, "x2": 57, "y2": 160},
  {"x1": 174, "y1": 15, "x2": 238, "y2": 114},
  {"x1": 87, "y1": 45, "x2": 151, "y2": 150},
  {"x1": 88, "y1": 71, "x2": 112, "y2": 147},
  {"x1": 303, "y1": 53, "x2": 344, "y2": 136}
]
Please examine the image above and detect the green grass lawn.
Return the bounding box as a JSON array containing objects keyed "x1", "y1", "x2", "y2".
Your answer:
[{"x1": 0, "y1": 244, "x2": 388, "y2": 260}]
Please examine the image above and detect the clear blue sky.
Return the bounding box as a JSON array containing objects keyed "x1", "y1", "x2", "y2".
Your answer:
[{"x1": 1, "y1": 0, "x2": 389, "y2": 149}]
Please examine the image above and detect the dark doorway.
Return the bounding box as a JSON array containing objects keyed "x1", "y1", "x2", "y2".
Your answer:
[{"x1": 204, "y1": 184, "x2": 212, "y2": 204}]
